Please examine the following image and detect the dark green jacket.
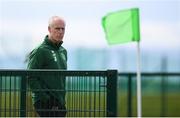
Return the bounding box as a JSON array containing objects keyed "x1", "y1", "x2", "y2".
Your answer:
[{"x1": 27, "y1": 35, "x2": 67, "y2": 105}]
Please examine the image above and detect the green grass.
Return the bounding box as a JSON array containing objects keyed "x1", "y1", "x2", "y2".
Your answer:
[
  {"x1": 0, "y1": 91, "x2": 107, "y2": 117},
  {"x1": 65, "y1": 92, "x2": 107, "y2": 117},
  {"x1": 0, "y1": 92, "x2": 180, "y2": 117},
  {"x1": 118, "y1": 93, "x2": 180, "y2": 117}
]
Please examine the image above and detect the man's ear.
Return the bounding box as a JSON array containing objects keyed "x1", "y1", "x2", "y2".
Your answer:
[{"x1": 48, "y1": 26, "x2": 51, "y2": 32}]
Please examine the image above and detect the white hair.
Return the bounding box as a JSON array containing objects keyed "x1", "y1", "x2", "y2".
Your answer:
[{"x1": 48, "y1": 16, "x2": 66, "y2": 27}]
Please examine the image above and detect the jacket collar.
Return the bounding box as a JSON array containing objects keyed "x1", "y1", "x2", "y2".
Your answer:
[{"x1": 44, "y1": 35, "x2": 63, "y2": 50}]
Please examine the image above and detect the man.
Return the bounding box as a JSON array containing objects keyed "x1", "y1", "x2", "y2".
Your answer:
[{"x1": 27, "y1": 16, "x2": 67, "y2": 117}]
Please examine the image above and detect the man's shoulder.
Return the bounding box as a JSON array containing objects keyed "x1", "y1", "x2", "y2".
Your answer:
[
  {"x1": 29, "y1": 45, "x2": 47, "y2": 57},
  {"x1": 59, "y1": 46, "x2": 67, "y2": 52},
  {"x1": 36, "y1": 41, "x2": 52, "y2": 51},
  {"x1": 33, "y1": 45, "x2": 46, "y2": 53},
  {"x1": 28, "y1": 47, "x2": 41, "y2": 59}
]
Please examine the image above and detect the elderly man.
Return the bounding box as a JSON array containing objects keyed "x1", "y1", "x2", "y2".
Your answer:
[{"x1": 27, "y1": 16, "x2": 67, "y2": 117}]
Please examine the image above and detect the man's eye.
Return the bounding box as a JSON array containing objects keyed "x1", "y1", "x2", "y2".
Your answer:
[
  {"x1": 55, "y1": 28, "x2": 60, "y2": 30},
  {"x1": 55, "y1": 28, "x2": 65, "y2": 30}
]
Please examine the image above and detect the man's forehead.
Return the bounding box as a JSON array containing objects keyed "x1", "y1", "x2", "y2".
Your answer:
[
  {"x1": 53, "y1": 22, "x2": 65, "y2": 27},
  {"x1": 49, "y1": 16, "x2": 66, "y2": 27},
  {"x1": 51, "y1": 20, "x2": 65, "y2": 27}
]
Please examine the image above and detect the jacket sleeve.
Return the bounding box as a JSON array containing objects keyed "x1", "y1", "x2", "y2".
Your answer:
[{"x1": 27, "y1": 48, "x2": 50, "y2": 101}]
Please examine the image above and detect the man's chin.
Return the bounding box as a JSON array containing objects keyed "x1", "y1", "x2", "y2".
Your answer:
[
  {"x1": 55, "y1": 38, "x2": 63, "y2": 41},
  {"x1": 57, "y1": 39, "x2": 63, "y2": 43}
]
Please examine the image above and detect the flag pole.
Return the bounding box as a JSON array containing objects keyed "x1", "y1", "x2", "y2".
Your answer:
[{"x1": 137, "y1": 41, "x2": 142, "y2": 117}]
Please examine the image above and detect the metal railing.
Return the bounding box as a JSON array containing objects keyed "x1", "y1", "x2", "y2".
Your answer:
[
  {"x1": 1, "y1": 70, "x2": 180, "y2": 117},
  {"x1": 118, "y1": 72, "x2": 180, "y2": 117},
  {"x1": 0, "y1": 69, "x2": 117, "y2": 117}
]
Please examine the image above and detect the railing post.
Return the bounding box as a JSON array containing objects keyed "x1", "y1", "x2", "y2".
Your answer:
[
  {"x1": 127, "y1": 75, "x2": 132, "y2": 117},
  {"x1": 161, "y1": 75, "x2": 167, "y2": 117},
  {"x1": 107, "y1": 70, "x2": 117, "y2": 117},
  {"x1": 20, "y1": 75, "x2": 27, "y2": 117}
]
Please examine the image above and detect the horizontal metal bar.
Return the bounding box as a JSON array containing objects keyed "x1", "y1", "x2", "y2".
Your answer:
[
  {"x1": 1, "y1": 69, "x2": 180, "y2": 76},
  {"x1": 0, "y1": 69, "x2": 109, "y2": 76},
  {"x1": 118, "y1": 72, "x2": 180, "y2": 76}
]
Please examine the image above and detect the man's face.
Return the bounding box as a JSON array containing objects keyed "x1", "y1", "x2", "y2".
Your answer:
[{"x1": 48, "y1": 19, "x2": 65, "y2": 43}]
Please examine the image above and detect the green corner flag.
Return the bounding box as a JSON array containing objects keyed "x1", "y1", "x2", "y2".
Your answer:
[{"x1": 102, "y1": 8, "x2": 140, "y2": 45}]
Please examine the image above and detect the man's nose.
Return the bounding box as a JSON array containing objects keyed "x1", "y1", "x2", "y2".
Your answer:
[
  {"x1": 60, "y1": 29, "x2": 63, "y2": 33},
  {"x1": 59, "y1": 28, "x2": 64, "y2": 33}
]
